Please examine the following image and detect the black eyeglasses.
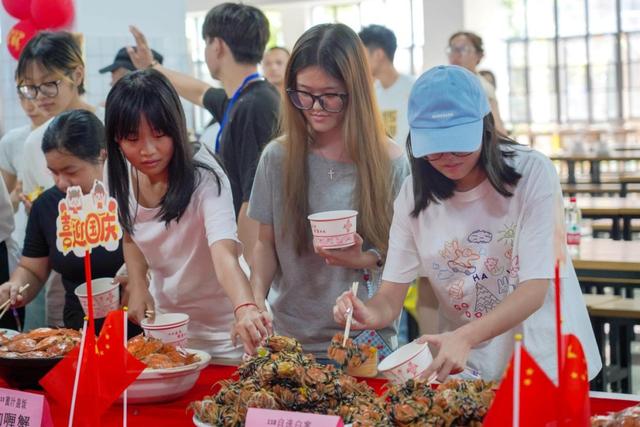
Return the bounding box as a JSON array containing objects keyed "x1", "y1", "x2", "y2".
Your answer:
[
  {"x1": 286, "y1": 89, "x2": 348, "y2": 113},
  {"x1": 17, "y1": 80, "x2": 63, "y2": 100},
  {"x1": 425, "y1": 151, "x2": 475, "y2": 161}
]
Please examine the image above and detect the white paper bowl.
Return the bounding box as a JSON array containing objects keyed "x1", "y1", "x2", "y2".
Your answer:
[
  {"x1": 308, "y1": 210, "x2": 358, "y2": 249},
  {"x1": 377, "y1": 341, "x2": 433, "y2": 385},
  {"x1": 141, "y1": 313, "x2": 189, "y2": 347},
  {"x1": 74, "y1": 278, "x2": 120, "y2": 319},
  {"x1": 124, "y1": 349, "x2": 210, "y2": 404}
]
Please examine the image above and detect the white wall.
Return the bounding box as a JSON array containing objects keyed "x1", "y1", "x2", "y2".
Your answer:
[
  {"x1": 463, "y1": 0, "x2": 511, "y2": 122},
  {"x1": 0, "y1": 0, "x2": 190, "y2": 133},
  {"x1": 422, "y1": 0, "x2": 464, "y2": 71}
]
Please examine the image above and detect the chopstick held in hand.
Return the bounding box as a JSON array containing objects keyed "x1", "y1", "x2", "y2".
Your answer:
[
  {"x1": 0, "y1": 283, "x2": 30, "y2": 320},
  {"x1": 342, "y1": 281, "x2": 359, "y2": 347}
]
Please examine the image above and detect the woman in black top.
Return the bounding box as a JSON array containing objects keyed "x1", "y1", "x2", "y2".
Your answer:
[{"x1": 0, "y1": 110, "x2": 130, "y2": 331}]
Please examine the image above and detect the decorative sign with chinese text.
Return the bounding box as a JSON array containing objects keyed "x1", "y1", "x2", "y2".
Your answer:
[
  {"x1": 55, "y1": 180, "x2": 122, "y2": 256},
  {"x1": 246, "y1": 408, "x2": 344, "y2": 427},
  {"x1": 0, "y1": 388, "x2": 54, "y2": 427}
]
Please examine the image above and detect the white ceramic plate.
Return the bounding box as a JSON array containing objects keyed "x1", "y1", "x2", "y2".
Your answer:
[{"x1": 122, "y1": 349, "x2": 211, "y2": 404}]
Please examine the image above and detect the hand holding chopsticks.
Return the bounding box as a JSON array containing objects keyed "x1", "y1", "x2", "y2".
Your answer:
[
  {"x1": 0, "y1": 283, "x2": 30, "y2": 320},
  {"x1": 342, "y1": 282, "x2": 359, "y2": 347}
]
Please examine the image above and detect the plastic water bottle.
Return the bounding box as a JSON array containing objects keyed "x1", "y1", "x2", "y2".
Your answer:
[{"x1": 565, "y1": 197, "x2": 581, "y2": 257}]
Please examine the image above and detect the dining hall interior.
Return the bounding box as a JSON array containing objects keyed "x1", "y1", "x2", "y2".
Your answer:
[{"x1": 1, "y1": 0, "x2": 640, "y2": 424}]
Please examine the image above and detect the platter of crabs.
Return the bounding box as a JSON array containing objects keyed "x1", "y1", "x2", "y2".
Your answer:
[
  {"x1": 124, "y1": 334, "x2": 211, "y2": 404},
  {"x1": 0, "y1": 327, "x2": 81, "y2": 389}
]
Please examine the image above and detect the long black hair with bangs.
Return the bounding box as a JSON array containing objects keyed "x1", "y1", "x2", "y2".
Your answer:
[{"x1": 105, "y1": 69, "x2": 221, "y2": 234}]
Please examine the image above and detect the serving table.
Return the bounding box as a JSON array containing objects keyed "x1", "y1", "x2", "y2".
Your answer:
[{"x1": 31, "y1": 364, "x2": 640, "y2": 425}]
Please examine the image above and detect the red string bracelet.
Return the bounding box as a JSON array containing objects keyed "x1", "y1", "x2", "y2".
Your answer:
[{"x1": 233, "y1": 302, "x2": 258, "y2": 317}]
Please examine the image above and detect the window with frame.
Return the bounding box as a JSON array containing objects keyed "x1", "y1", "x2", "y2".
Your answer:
[
  {"x1": 310, "y1": 0, "x2": 424, "y2": 76},
  {"x1": 506, "y1": 0, "x2": 640, "y2": 125}
]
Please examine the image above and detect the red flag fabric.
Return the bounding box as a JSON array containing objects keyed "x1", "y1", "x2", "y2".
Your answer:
[
  {"x1": 94, "y1": 309, "x2": 146, "y2": 414},
  {"x1": 40, "y1": 310, "x2": 145, "y2": 425},
  {"x1": 40, "y1": 323, "x2": 101, "y2": 426},
  {"x1": 483, "y1": 345, "x2": 558, "y2": 427},
  {"x1": 559, "y1": 334, "x2": 590, "y2": 426}
]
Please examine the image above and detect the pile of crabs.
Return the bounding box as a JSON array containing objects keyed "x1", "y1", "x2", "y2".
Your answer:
[
  {"x1": 0, "y1": 327, "x2": 81, "y2": 358},
  {"x1": 127, "y1": 334, "x2": 199, "y2": 369},
  {"x1": 189, "y1": 336, "x2": 495, "y2": 427}
]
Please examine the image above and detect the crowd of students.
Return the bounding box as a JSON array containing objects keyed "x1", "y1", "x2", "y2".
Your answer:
[{"x1": 0, "y1": 2, "x2": 601, "y2": 382}]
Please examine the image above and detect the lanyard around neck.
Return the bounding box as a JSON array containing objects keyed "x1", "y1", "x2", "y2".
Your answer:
[{"x1": 214, "y1": 72, "x2": 261, "y2": 153}]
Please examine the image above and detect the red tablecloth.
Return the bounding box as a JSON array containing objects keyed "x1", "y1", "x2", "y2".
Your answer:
[{"x1": 33, "y1": 365, "x2": 640, "y2": 426}]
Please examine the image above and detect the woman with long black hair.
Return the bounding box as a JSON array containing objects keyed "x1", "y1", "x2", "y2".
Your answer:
[{"x1": 105, "y1": 69, "x2": 270, "y2": 357}]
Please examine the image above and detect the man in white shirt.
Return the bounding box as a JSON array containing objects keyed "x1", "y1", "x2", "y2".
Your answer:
[{"x1": 359, "y1": 25, "x2": 414, "y2": 149}]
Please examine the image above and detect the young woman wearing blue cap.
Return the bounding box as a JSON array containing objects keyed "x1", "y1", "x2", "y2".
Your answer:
[
  {"x1": 248, "y1": 23, "x2": 409, "y2": 360},
  {"x1": 333, "y1": 65, "x2": 600, "y2": 382}
]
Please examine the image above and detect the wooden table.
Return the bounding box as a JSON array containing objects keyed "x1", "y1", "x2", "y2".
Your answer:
[
  {"x1": 550, "y1": 153, "x2": 640, "y2": 184},
  {"x1": 576, "y1": 197, "x2": 640, "y2": 240},
  {"x1": 572, "y1": 238, "x2": 640, "y2": 297},
  {"x1": 575, "y1": 239, "x2": 640, "y2": 392},
  {"x1": 583, "y1": 293, "x2": 623, "y2": 308}
]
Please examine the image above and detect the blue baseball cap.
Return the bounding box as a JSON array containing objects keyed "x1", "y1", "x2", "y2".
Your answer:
[{"x1": 408, "y1": 65, "x2": 490, "y2": 158}]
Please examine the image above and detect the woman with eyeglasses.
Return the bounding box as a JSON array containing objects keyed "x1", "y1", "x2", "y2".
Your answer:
[
  {"x1": 333, "y1": 65, "x2": 601, "y2": 383},
  {"x1": 248, "y1": 23, "x2": 409, "y2": 359},
  {"x1": 16, "y1": 31, "x2": 101, "y2": 210},
  {"x1": 446, "y1": 31, "x2": 506, "y2": 135},
  {"x1": 13, "y1": 31, "x2": 98, "y2": 328}
]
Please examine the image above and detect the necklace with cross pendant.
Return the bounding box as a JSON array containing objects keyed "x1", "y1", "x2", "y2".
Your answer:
[{"x1": 312, "y1": 139, "x2": 345, "y2": 181}]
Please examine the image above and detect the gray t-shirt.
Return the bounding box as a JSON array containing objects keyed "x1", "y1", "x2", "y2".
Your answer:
[{"x1": 248, "y1": 140, "x2": 410, "y2": 357}]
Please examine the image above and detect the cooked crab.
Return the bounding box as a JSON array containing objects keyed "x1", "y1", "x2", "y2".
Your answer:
[{"x1": 126, "y1": 335, "x2": 199, "y2": 369}]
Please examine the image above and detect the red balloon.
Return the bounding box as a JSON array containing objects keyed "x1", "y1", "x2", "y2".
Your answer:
[
  {"x1": 6, "y1": 19, "x2": 38, "y2": 60},
  {"x1": 30, "y1": 0, "x2": 74, "y2": 29},
  {"x1": 2, "y1": 0, "x2": 32, "y2": 20}
]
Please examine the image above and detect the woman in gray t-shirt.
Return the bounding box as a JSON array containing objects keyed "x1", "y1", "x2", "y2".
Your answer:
[{"x1": 248, "y1": 23, "x2": 409, "y2": 359}]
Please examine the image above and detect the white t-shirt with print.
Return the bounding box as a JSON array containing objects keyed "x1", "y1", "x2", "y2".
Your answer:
[
  {"x1": 375, "y1": 73, "x2": 415, "y2": 148},
  {"x1": 116, "y1": 147, "x2": 242, "y2": 358},
  {"x1": 383, "y1": 145, "x2": 601, "y2": 382}
]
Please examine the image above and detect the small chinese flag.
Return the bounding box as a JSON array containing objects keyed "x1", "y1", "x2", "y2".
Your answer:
[
  {"x1": 559, "y1": 334, "x2": 590, "y2": 426},
  {"x1": 41, "y1": 310, "x2": 145, "y2": 425},
  {"x1": 93, "y1": 309, "x2": 146, "y2": 414},
  {"x1": 483, "y1": 342, "x2": 558, "y2": 426},
  {"x1": 40, "y1": 322, "x2": 101, "y2": 426}
]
